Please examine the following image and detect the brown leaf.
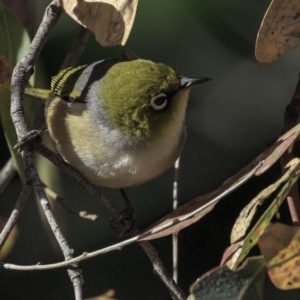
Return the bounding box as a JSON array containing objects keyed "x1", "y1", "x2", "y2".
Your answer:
[
  {"x1": 259, "y1": 223, "x2": 300, "y2": 290},
  {"x1": 226, "y1": 160, "x2": 300, "y2": 270},
  {"x1": 139, "y1": 161, "x2": 262, "y2": 241},
  {"x1": 255, "y1": 124, "x2": 300, "y2": 175},
  {"x1": 231, "y1": 157, "x2": 300, "y2": 244},
  {"x1": 59, "y1": 0, "x2": 138, "y2": 47},
  {"x1": 139, "y1": 124, "x2": 300, "y2": 241},
  {"x1": 256, "y1": 0, "x2": 300, "y2": 63},
  {"x1": 220, "y1": 242, "x2": 241, "y2": 266}
]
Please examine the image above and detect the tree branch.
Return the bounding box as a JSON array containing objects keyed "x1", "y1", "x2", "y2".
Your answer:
[
  {"x1": 6, "y1": 1, "x2": 186, "y2": 298},
  {"x1": 172, "y1": 158, "x2": 180, "y2": 283},
  {"x1": 60, "y1": 25, "x2": 90, "y2": 69},
  {"x1": 280, "y1": 72, "x2": 300, "y2": 225},
  {"x1": 37, "y1": 144, "x2": 121, "y2": 216},
  {"x1": 37, "y1": 143, "x2": 186, "y2": 300},
  {"x1": 9, "y1": 1, "x2": 83, "y2": 299},
  {"x1": 2, "y1": 235, "x2": 139, "y2": 271}
]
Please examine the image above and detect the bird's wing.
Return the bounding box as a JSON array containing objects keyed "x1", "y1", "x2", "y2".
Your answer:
[{"x1": 51, "y1": 65, "x2": 87, "y2": 99}]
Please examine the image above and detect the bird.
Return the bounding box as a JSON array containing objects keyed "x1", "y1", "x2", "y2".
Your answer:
[{"x1": 25, "y1": 51, "x2": 210, "y2": 189}]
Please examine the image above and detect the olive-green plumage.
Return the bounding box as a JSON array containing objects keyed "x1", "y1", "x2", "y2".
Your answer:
[
  {"x1": 99, "y1": 60, "x2": 181, "y2": 140},
  {"x1": 25, "y1": 54, "x2": 210, "y2": 188}
]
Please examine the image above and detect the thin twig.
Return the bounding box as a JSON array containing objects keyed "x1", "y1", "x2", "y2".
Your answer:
[
  {"x1": 0, "y1": 181, "x2": 32, "y2": 249},
  {"x1": 60, "y1": 25, "x2": 90, "y2": 69},
  {"x1": 10, "y1": 1, "x2": 83, "y2": 299},
  {"x1": 3, "y1": 235, "x2": 139, "y2": 271},
  {"x1": 0, "y1": 157, "x2": 17, "y2": 193},
  {"x1": 37, "y1": 144, "x2": 120, "y2": 216},
  {"x1": 44, "y1": 186, "x2": 98, "y2": 221},
  {"x1": 32, "y1": 168, "x2": 84, "y2": 299},
  {"x1": 172, "y1": 158, "x2": 180, "y2": 283},
  {"x1": 7, "y1": 2, "x2": 185, "y2": 297},
  {"x1": 280, "y1": 151, "x2": 300, "y2": 225},
  {"x1": 280, "y1": 73, "x2": 300, "y2": 225},
  {"x1": 37, "y1": 144, "x2": 185, "y2": 299},
  {"x1": 138, "y1": 239, "x2": 185, "y2": 300}
]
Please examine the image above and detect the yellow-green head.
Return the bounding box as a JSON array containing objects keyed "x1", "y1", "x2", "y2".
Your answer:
[{"x1": 99, "y1": 59, "x2": 209, "y2": 141}]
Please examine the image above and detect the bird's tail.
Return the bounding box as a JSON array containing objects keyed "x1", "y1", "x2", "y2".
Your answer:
[{"x1": 25, "y1": 87, "x2": 52, "y2": 100}]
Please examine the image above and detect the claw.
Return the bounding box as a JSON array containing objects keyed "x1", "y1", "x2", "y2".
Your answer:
[
  {"x1": 110, "y1": 206, "x2": 135, "y2": 236},
  {"x1": 13, "y1": 129, "x2": 44, "y2": 154},
  {"x1": 110, "y1": 188, "x2": 136, "y2": 236}
]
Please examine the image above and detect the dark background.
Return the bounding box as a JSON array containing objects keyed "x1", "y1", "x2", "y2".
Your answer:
[{"x1": 1, "y1": 0, "x2": 300, "y2": 299}]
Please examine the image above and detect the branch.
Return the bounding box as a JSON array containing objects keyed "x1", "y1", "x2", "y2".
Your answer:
[
  {"x1": 2, "y1": 236, "x2": 186, "y2": 300},
  {"x1": 7, "y1": 1, "x2": 185, "y2": 298},
  {"x1": 0, "y1": 157, "x2": 17, "y2": 193},
  {"x1": 3, "y1": 235, "x2": 139, "y2": 271},
  {"x1": 280, "y1": 72, "x2": 300, "y2": 225},
  {"x1": 172, "y1": 158, "x2": 180, "y2": 283},
  {"x1": 44, "y1": 186, "x2": 98, "y2": 221},
  {"x1": 138, "y1": 239, "x2": 185, "y2": 300},
  {"x1": 60, "y1": 25, "x2": 90, "y2": 69},
  {"x1": 9, "y1": 1, "x2": 83, "y2": 299},
  {"x1": 37, "y1": 144, "x2": 121, "y2": 216},
  {"x1": 37, "y1": 144, "x2": 185, "y2": 299}
]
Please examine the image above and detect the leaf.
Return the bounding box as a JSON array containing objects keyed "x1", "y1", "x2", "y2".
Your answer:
[
  {"x1": 60, "y1": 0, "x2": 138, "y2": 47},
  {"x1": 138, "y1": 124, "x2": 300, "y2": 241},
  {"x1": 189, "y1": 257, "x2": 265, "y2": 300},
  {"x1": 255, "y1": 125, "x2": 300, "y2": 175},
  {"x1": 231, "y1": 157, "x2": 300, "y2": 244},
  {"x1": 259, "y1": 223, "x2": 300, "y2": 290},
  {"x1": 0, "y1": 217, "x2": 18, "y2": 260},
  {"x1": 256, "y1": 0, "x2": 300, "y2": 63},
  {"x1": 224, "y1": 158, "x2": 300, "y2": 270},
  {"x1": 85, "y1": 289, "x2": 117, "y2": 300},
  {"x1": 0, "y1": 2, "x2": 32, "y2": 180},
  {"x1": 138, "y1": 162, "x2": 262, "y2": 241}
]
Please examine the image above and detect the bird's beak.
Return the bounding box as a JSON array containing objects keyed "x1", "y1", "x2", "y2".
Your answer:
[{"x1": 180, "y1": 77, "x2": 212, "y2": 89}]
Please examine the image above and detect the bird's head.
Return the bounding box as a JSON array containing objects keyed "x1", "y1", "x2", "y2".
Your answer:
[{"x1": 99, "y1": 59, "x2": 210, "y2": 142}]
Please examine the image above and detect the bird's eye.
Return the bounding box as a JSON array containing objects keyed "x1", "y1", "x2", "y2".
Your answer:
[{"x1": 150, "y1": 93, "x2": 168, "y2": 110}]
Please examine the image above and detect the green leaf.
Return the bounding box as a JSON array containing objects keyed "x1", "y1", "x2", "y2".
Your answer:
[{"x1": 190, "y1": 257, "x2": 265, "y2": 300}]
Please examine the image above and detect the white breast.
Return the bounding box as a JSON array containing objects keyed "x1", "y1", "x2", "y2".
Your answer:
[{"x1": 46, "y1": 94, "x2": 187, "y2": 188}]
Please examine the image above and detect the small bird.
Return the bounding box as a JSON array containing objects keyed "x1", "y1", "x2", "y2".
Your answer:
[{"x1": 25, "y1": 52, "x2": 210, "y2": 189}]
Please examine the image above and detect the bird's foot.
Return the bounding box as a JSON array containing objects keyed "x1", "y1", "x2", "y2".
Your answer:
[
  {"x1": 110, "y1": 206, "x2": 135, "y2": 236},
  {"x1": 110, "y1": 188, "x2": 135, "y2": 236},
  {"x1": 13, "y1": 129, "x2": 44, "y2": 154}
]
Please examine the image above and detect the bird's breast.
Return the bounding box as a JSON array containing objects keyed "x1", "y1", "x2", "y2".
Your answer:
[{"x1": 46, "y1": 96, "x2": 186, "y2": 188}]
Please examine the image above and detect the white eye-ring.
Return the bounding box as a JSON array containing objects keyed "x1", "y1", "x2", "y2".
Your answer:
[{"x1": 150, "y1": 93, "x2": 168, "y2": 110}]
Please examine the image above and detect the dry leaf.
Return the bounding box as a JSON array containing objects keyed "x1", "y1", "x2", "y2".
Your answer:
[
  {"x1": 138, "y1": 161, "x2": 262, "y2": 241},
  {"x1": 231, "y1": 157, "x2": 300, "y2": 244},
  {"x1": 139, "y1": 124, "x2": 300, "y2": 241},
  {"x1": 225, "y1": 159, "x2": 300, "y2": 270},
  {"x1": 259, "y1": 223, "x2": 300, "y2": 290},
  {"x1": 59, "y1": 0, "x2": 138, "y2": 47},
  {"x1": 256, "y1": 0, "x2": 300, "y2": 63}
]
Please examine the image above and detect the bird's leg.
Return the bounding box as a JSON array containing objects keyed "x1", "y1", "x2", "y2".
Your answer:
[
  {"x1": 110, "y1": 188, "x2": 135, "y2": 236},
  {"x1": 13, "y1": 129, "x2": 45, "y2": 154}
]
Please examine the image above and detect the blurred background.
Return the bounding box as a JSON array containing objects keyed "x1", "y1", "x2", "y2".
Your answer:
[{"x1": 1, "y1": 0, "x2": 300, "y2": 299}]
